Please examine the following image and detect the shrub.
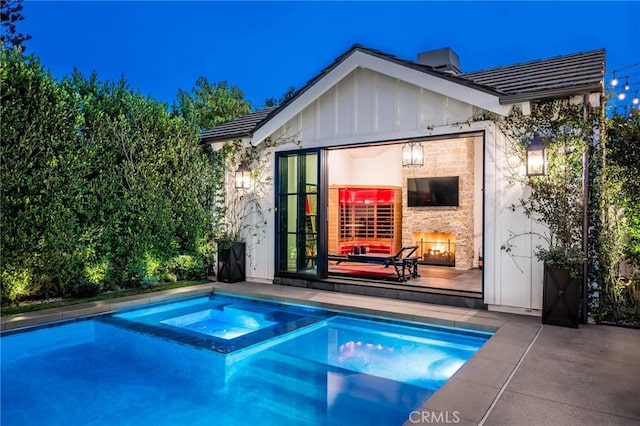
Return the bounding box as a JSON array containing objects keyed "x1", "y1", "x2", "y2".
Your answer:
[
  {"x1": 85, "y1": 258, "x2": 110, "y2": 287},
  {"x1": 63, "y1": 258, "x2": 110, "y2": 298},
  {"x1": 66, "y1": 278, "x2": 102, "y2": 298},
  {"x1": 1, "y1": 268, "x2": 32, "y2": 305},
  {"x1": 196, "y1": 238, "x2": 215, "y2": 276},
  {"x1": 140, "y1": 253, "x2": 162, "y2": 287},
  {"x1": 168, "y1": 254, "x2": 204, "y2": 281},
  {"x1": 163, "y1": 272, "x2": 178, "y2": 283},
  {"x1": 536, "y1": 246, "x2": 586, "y2": 279}
]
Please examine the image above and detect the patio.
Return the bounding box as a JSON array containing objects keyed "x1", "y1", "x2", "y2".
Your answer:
[
  {"x1": 329, "y1": 264, "x2": 482, "y2": 293},
  {"x1": 2, "y1": 281, "x2": 639, "y2": 425}
]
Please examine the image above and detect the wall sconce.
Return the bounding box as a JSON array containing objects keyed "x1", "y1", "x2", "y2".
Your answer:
[
  {"x1": 235, "y1": 161, "x2": 251, "y2": 189},
  {"x1": 526, "y1": 134, "x2": 546, "y2": 177},
  {"x1": 402, "y1": 142, "x2": 424, "y2": 167}
]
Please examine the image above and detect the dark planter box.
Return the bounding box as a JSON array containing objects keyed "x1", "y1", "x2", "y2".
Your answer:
[
  {"x1": 217, "y1": 242, "x2": 246, "y2": 283},
  {"x1": 542, "y1": 265, "x2": 580, "y2": 328}
]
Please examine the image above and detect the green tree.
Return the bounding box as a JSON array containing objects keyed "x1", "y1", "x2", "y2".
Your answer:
[
  {"x1": 264, "y1": 85, "x2": 296, "y2": 108},
  {"x1": 63, "y1": 71, "x2": 214, "y2": 288},
  {"x1": 1, "y1": 50, "x2": 216, "y2": 304},
  {"x1": 1, "y1": 0, "x2": 31, "y2": 51},
  {"x1": 596, "y1": 109, "x2": 640, "y2": 324},
  {"x1": 1, "y1": 49, "x2": 86, "y2": 300},
  {"x1": 172, "y1": 77, "x2": 251, "y2": 131}
]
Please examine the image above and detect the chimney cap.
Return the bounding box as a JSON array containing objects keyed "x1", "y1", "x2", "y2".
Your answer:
[{"x1": 417, "y1": 47, "x2": 461, "y2": 75}]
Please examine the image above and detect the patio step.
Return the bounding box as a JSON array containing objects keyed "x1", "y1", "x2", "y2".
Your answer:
[{"x1": 274, "y1": 276, "x2": 487, "y2": 310}]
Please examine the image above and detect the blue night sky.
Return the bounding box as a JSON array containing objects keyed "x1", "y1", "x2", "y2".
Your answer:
[{"x1": 21, "y1": 1, "x2": 640, "y2": 111}]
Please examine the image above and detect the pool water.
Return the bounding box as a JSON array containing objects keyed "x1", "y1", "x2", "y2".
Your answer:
[
  {"x1": 160, "y1": 308, "x2": 277, "y2": 339},
  {"x1": 1, "y1": 294, "x2": 493, "y2": 426},
  {"x1": 106, "y1": 295, "x2": 334, "y2": 354}
]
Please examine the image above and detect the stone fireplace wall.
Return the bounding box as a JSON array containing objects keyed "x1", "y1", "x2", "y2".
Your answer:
[{"x1": 402, "y1": 137, "x2": 475, "y2": 269}]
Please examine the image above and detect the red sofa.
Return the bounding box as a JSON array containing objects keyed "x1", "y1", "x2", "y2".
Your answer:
[{"x1": 338, "y1": 242, "x2": 392, "y2": 255}]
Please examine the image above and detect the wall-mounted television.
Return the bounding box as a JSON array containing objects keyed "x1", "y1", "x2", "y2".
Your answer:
[{"x1": 407, "y1": 176, "x2": 459, "y2": 207}]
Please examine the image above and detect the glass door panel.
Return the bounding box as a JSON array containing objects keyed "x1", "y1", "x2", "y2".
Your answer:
[{"x1": 277, "y1": 151, "x2": 318, "y2": 275}]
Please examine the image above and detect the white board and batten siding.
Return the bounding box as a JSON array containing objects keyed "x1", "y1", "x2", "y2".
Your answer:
[
  {"x1": 248, "y1": 66, "x2": 544, "y2": 315},
  {"x1": 280, "y1": 68, "x2": 474, "y2": 147},
  {"x1": 483, "y1": 125, "x2": 543, "y2": 314}
]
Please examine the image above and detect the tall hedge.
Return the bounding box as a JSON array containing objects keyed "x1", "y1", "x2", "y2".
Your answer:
[
  {"x1": 1, "y1": 49, "x2": 216, "y2": 304},
  {"x1": 595, "y1": 109, "x2": 640, "y2": 325}
]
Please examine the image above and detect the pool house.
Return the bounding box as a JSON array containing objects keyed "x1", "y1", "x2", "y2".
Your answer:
[{"x1": 200, "y1": 44, "x2": 605, "y2": 317}]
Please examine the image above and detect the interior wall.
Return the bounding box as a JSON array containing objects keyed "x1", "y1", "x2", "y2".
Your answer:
[
  {"x1": 327, "y1": 149, "x2": 352, "y2": 183},
  {"x1": 327, "y1": 137, "x2": 480, "y2": 271},
  {"x1": 402, "y1": 137, "x2": 476, "y2": 270},
  {"x1": 328, "y1": 145, "x2": 403, "y2": 186}
]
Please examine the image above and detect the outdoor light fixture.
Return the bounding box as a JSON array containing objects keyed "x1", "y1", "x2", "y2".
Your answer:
[
  {"x1": 402, "y1": 142, "x2": 424, "y2": 167},
  {"x1": 611, "y1": 73, "x2": 618, "y2": 87},
  {"x1": 235, "y1": 161, "x2": 251, "y2": 189},
  {"x1": 624, "y1": 77, "x2": 630, "y2": 91},
  {"x1": 618, "y1": 92, "x2": 626, "y2": 101},
  {"x1": 633, "y1": 91, "x2": 639, "y2": 105},
  {"x1": 526, "y1": 134, "x2": 546, "y2": 177}
]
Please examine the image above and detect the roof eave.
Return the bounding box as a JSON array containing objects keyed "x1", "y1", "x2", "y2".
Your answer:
[
  {"x1": 499, "y1": 83, "x2": 603, "y2": 105},
  {"x1": 199, "y1": 132, "x2": 252, "y2": 145}
]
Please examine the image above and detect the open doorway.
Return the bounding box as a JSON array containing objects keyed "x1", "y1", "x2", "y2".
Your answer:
[{"x1": 326, "y1": 136, "x2": 482, "y2": 294}]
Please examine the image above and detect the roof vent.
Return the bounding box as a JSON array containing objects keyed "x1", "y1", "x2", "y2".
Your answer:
[{"x1": 417, "y1": 47, "x2": 461, "y2": 75}]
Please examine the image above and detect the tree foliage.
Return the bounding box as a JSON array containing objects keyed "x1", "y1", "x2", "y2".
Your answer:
[
  {"x1": 263, "y1": 85, "x2": 297, "y2": 108},
  {"x1": 0, "y1": 49, "x2": 215, "y2": 304},
  {"x1": 1, "y1": 49, "x2": 82, "y2": 300},
  {"x1": 172, "y1": 77, "x2": 251, "y2": 131},
  {"x1": 498, "y1": 99, "x2": 594, "y2": 264},
  {"x1": 498, "y1": 97, "x2": 639, "y2": 326},
  {"x1": 596, "y1": 109, "x2": 640, "y2": 324},
  {"x1": 1, "y1": 0, "x2": 31, "y2": 51}
]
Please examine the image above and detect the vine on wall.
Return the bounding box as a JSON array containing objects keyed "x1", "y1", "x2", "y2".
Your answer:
[
  {"x1": 210, "y1": 134, "x2": 300, "y2": 270},
  {"x1": 493, "y1": 96, "x2": 639, "y2": 326},
  {"x1": 496, "y1": 99, "x2": 597, "y2": 277}
]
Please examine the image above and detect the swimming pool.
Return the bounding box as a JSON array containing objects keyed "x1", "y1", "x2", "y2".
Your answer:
[{"x1": 1, "y1": 293, "x2": 493, "y2": 426}]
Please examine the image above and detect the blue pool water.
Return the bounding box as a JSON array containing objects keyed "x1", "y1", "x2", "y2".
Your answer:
[{"x1": 1, "y1": 294, "x2": 493, "y2": 426}]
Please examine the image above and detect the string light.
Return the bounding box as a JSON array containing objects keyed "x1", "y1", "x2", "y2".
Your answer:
[
  {"x1": 605, "y1": 63, "x2": 640, "y2": 115},
  {"x1": 612, "y1": 78, "x2": 639, "y2": 103}
]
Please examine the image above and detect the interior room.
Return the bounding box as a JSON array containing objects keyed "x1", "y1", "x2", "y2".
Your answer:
[{"x1": 326, "y1": 138, "x2": 482, "y2": 294}]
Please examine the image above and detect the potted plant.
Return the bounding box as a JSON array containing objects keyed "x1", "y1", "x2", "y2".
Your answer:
[
  {"x1": 537, "y1": 246, "x2": 585, "y2": 327},
  {"x1": 522, "y1": 124, "x2": 588, "y2": 327},
  {"x1": 498, "y1": 101, "x2": 594, "y2": 327},
  {"x1": 216, "y1": 235, "x2": 246, "y2": 283}
]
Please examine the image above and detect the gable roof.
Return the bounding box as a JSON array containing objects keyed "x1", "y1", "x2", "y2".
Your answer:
[
  {"x1": 459, "y1": 49, "x2": 605, "y2": 104},
  {"x1": 200, "y1": 44, "x2": 605, "y2": 144},
  {"x1": 345, "y1": 44, "x2": 507, "y2": 97}
]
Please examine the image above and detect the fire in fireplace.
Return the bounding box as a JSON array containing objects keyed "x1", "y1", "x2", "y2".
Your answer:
[{"x1": 412, "y1": 232, "x2": 456, "y2": 267}]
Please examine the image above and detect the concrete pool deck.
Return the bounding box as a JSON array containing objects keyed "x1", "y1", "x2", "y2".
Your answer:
[{"x1": 2, "y1": 281, "x2": 639, "y2": 425}]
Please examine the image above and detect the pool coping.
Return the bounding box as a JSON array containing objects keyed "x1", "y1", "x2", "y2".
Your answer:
[
  {"x1": 0, "y1": 283, "x2": 217, "y2": 332},
  {"x1": 0, "y1": 280, "x2": 542, "y2": 425}
]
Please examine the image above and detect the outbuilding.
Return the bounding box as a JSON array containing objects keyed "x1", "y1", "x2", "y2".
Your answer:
[{"x1": 201, "y1": 44, "x2": 604, "y2": 316}]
